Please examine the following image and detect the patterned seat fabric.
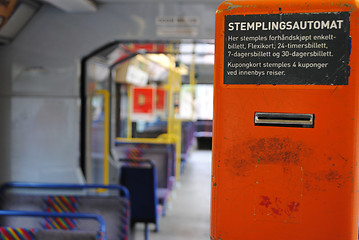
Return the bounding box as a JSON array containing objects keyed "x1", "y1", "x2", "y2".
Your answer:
[
  {"x1": 0, "y1": 227, "x2": 36, "y2": 240},
  {"x1": 43, "y1": 196, "x2": 78, "y2": 230},
  {"x1": 0, "y1": 227, "x2": 103, "y2": 240}
]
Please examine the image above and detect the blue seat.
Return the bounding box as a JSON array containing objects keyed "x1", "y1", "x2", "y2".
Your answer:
[
  {"x1": 119, "y1": 159, "x2": 159, "y2": 240},
  {"x1": 114, "y1": 143, "x2": 174, "y2": 216},
  {"x1": 0, "y1": 210, "x2": 106, "y2": 240},
  {"x1": 0, "y1": 183, "x2": 130, "y2": 240}
]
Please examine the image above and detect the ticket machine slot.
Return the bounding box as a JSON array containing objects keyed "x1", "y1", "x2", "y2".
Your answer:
[{"x1": 254, "y1": 112, "x2": 314, "y2": 128}]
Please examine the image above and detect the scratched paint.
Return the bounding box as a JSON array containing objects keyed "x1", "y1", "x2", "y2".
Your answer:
[
  {"x1": 221, "y1": 137, "x2": 307, "y2": 222},
  {"x1": 220, "y1": 137, "x2": 352, "y2": 223},
  {"x1": 304, "y1": 168, "x2": 350, "y2": 190},
  {"x1": 224, "y1": 137, "x2": 312, "y2": 177},
  {"x1": 303, "y1": 154, "x2": 351, "y2": 191}
]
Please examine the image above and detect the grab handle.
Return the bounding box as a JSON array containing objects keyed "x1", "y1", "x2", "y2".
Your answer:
[{"x1": 254, "y1": 112, "x2": 314, "y2": 128}]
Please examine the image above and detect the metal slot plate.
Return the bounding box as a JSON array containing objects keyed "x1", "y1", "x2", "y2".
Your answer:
[{"x1": 255, "y1": 112, "x2": 314, "y2": 128}]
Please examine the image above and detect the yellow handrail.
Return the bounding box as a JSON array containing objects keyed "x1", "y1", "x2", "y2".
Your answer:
[
  {"x1": 115, "y1": 134, "x2": 176, "y2": 145},
  {"x1": 95, "y1": 89, "x2": 110, "y2": 186}
]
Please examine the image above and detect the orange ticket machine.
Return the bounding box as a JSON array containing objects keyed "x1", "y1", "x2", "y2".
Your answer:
[{"x1": 211, "y1": 1, "x2": 359, "y2": 240}]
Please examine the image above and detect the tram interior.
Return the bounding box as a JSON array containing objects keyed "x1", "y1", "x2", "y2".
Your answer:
[{"x1": 1, "y1": 1, "x2": 359, "y2": 240}]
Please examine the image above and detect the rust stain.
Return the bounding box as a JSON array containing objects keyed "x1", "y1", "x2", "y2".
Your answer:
[
  {"x1": 216, "y1": 1, "x2": 252, "y2": 13},
  {"x1": 338, "y1": 154, "x2": 348, "y2": 162},
  {"x1": 330, "y1": 86, "x2": 338, "y2": 96},
  {"x1": 271, "y1": 207, "x2": 282, "y2": 216},
  {"x1": 259, "y1": 195, "x2": 272, "y2": 208},
  {"x1": 325, "y1": 169, "x2": 342, "y2": 182},
  {"x1": 342, "y1": 3, "x2": 356, "y2": 10},
  {"x1": 288, "y1": 201, "x2": 300, "y2": 213},
  {"x1": 257, "y1": 196, "x2": 300, "y2": 219},
  {"x1": 304, "y1": 168, "x2": 350, "y2": 190},
  {"x1": 249, "y1": 137, "x2": 306, "y2": 165},
  {"x1": 223, "y1": 2, "x2": 245, "y2": 11}
]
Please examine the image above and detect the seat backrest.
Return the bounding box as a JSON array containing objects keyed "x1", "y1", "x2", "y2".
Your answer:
[
  {"x1": 0, "y1": 211, "x2": 106, "y2": 240},
  {"x1": 77, "y1": 196, "x2": 129, "y2": 240},
  {"x1": 0, "y1": 195, "x2": 43, "y2": 228},
  {"x1": 116, "y1": 144, "x2": 172, "y2": 189},
  {"x1": 35, "y1": 229, "x2": 98, "y2": 240},
  {"x1": 140, "y1": 150, "x2": 170, "y2": 189},
  {"x1": 119, "y1": 161, "x2": 157, "y2": 224},
  {"x1": 0, "y1": 194, "x2": 129, "y2": 240}
]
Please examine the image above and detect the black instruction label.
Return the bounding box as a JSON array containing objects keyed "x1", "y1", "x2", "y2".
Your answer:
[{"x1": 224, "y1": 12, "x2": 351, "y2": 85}]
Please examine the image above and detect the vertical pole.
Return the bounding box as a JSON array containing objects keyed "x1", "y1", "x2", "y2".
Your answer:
[
  {"x1": 144, "y1": 223, "x2": 149, "y2": 240},
  {"x1": 166, "y1": 53, "x2": 174, "y2": 137},
  {"x1": 127, "y1": 85, "x2": 133, "y2": 138},
  {"x1": 96, "y1": 90, "x2": 110, "y2": 186},
  {"x1": 174, "y1": 70, "x2": 182, "y2": 181},
  {"x1": 86, "y1": 95, "x2": 93, "y2": 183},
  {"x1": 190, "y1": 44, "x2": 196, "y2": 120}
]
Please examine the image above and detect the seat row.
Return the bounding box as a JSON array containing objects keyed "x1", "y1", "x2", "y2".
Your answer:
[{"x1": 0, "y1": 183, "x2": 131, "y2": 240}]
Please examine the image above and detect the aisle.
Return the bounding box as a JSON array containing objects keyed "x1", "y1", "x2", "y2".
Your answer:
[{"x1": 132, "y1": 150, "x2": 212, "y2": 240}]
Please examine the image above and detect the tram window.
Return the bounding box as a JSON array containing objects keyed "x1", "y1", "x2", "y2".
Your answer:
[
  {"x1": 195, "y1": 84, "x2": 213, "y2": 120},
  {"x1": 92, "y1": 96, "x2": 103, "y2": 122},
  {"x1": 134, "y1": 120, "x2": 167, "y2": 138}
]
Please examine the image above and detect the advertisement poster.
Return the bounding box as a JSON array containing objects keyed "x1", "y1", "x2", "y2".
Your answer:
[{"x1": 132, "y1": 86, "x2": 155, "y2": 121}]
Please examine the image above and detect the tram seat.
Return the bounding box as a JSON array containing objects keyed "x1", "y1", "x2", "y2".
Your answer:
[
  {"x1": 1, "y1": 226, "x2": 101, "y2": 240},
  {"x1": 115, "y1": 143, "x2": 175, "y2": 215},
  {"x1": 194, "y1": 120, "x2": 213, "y2": 150},
  {"x1": 119, "y1": 159, "x2": 159, "y2": 240},
  {"x1": 137, "y1": 145, "x2": 173, "y2": 215},
  {"x1": 181, "y1": 121, "x2": 195, "y2": 164},
  {"x1": 0, "y1": 210, "x2": 106, "y2": 240},
  {"x1": 76, "y1": 196, "x2": 129, "y2": 240},
  {"x1": 0, "y1": 183, "x2": 130, "y2": 240},
  {"x1": 168, "y1": 143, "x2": 177, "y2": 189}
]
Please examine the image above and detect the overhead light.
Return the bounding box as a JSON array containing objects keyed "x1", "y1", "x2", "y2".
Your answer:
[
  {"x1": 41, "y1": 0, "x2": 97, "y2": 13},
  {"x1": 146, "y1": 54, "x2": 188, "y2": 75}
]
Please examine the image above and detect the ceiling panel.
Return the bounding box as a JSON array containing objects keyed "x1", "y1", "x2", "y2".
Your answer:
[{"x1": 41, "y1": 0, "x2": 97, "y2": 12}]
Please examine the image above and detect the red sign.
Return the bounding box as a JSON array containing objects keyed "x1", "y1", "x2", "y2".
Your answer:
[
  {"x1": 156, "y1": 88, "x2": 166, "y2": 111},
  {"x1": 133, "y1": 87, "x2": 154, "y2": 114}
]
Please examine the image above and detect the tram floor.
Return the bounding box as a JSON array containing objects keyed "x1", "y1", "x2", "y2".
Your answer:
[{"x1": 131, "y1": 149, "x2": 212, "y2": 240}]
